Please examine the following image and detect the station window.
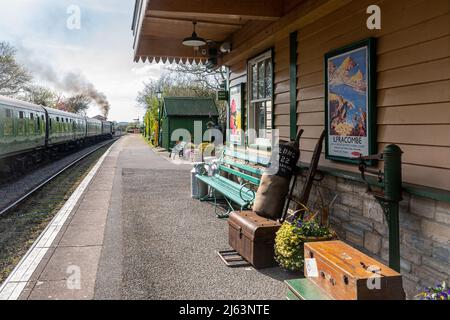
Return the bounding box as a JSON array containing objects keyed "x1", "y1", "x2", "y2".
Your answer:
[
  {"x1": 5, "y1": 109, "x2": 12, "y2": 118},
  {"x1": 19, "y1": 111, "x2": 24, "y2": 119},
  {"x1": 247, "y1": 50, "x2": 273, "y2": 147}
]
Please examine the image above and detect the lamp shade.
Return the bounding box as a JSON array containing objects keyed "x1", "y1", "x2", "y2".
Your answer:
[{"x1": 182, "y1": 22, "x2": 206, "y2": 47}]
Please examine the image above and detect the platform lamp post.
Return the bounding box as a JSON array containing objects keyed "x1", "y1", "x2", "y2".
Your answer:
[{"x1": 156, "y1": 89, "x2": 163, "y2": 147}]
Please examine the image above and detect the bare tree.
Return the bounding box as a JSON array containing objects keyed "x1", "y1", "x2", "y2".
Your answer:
[
  {"x1": 57, "y1": 94, "x2": 92, "y2": 115},
  {"x1": 166, "y1": 64, "x2": 226, "y2": 91},
  {"x1": 22, "y1": 85, "x2": 57, "y2": 107},
  {"x1": 137, "y1": 64, "x2": 228, "y2": 127},
  {"x1": 0, "y1": 42, "x2": 31, "y2": 96}
]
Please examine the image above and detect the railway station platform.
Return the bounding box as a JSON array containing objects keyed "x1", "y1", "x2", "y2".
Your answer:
[{"x1": 1, "y1": 134, "x2": 296, "y2": 300}]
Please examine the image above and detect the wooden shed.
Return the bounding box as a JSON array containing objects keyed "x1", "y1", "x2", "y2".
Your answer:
[{"x1": 160, "y1": 97, "x2": 219, "y2": 150}]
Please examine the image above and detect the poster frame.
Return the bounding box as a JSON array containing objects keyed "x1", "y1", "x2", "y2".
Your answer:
[{"x1": 324, "y1": 37, "x2": 377, "y2": 165}]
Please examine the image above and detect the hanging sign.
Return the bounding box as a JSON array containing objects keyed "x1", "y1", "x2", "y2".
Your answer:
[{"x1": 217, "y1": 90, "x2": 228, "y2": 101}]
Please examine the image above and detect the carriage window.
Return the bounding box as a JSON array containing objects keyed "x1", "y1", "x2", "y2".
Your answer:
[
  {"x1": 247, "y1": 50, "x2": 273, "y2": 146},
  {"x1": 4, "y1": 109, "x2": 13, "y2": 136},
  {"x1": 18, "y1": 111, "x2": 25, "y2": 135},
  {"x1": 29, "y1": 113, "x2": 36, "y2": 134}
]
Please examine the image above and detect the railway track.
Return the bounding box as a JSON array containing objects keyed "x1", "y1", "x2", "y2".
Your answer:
[
  {"x1": 0, "y1": 138, "x2": 118, "y2": 216},
  {"x1": 0, "y1": 137, "x2": 119, "y2": 283}
]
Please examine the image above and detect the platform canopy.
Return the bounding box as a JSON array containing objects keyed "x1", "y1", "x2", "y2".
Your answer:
[
  {"x1": 132, "y1": 0, "x2": 351, "y2": 65},
  {"x1": 132, "y1": 0, "x2": 298, "y2": 64}
]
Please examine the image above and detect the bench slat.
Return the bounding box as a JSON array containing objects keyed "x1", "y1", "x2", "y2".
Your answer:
[
  {"x1": 218, "y1": 165, "x2": 260, "y2": 186},
  {"x1": 223, "y1": 159, "x2": 263, "y2": 176},
  {"x1": 196, "y1": 174, "x2": 254, "y2": 207}
]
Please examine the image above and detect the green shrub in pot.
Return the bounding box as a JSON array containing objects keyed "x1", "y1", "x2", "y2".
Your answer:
[{"x1": 274, "y1": 206, "x2": 336, "y2": 271}]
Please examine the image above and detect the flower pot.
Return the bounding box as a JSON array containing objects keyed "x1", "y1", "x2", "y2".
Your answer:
[{"x1": 274, "y1": 222, "x2": 337, "y2": 272}]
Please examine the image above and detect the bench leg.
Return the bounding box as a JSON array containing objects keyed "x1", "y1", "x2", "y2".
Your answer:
[{"x1": 214, "y1": 192, "x2": 232, "y2": 219}]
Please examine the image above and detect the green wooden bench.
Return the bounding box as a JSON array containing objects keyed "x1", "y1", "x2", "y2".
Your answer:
[
  {"x1": 196, "y1": 156, "x2": 263, "y2": 218},
  {"x1": 285, "y1": 278, "x2": 332, "y2": 300}
]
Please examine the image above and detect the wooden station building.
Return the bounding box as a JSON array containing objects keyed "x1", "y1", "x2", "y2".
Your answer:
[{"x1": 132, "y1": 0, "x2": 450, "y2": 298}]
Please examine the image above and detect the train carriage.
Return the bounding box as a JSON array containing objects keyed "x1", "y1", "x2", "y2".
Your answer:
[
  {"x1": 86, "y1": 117, "x2": 102, "y2": 138},
  {"x1": 0, "y1": 95, "x2": 113, "y2": 172},
  {"x1": 0, "y1": 96, "x2": 46, "y2": 161},
  {"x1": 46, "y1": 107, "x2": 86, "y2": 147},
  {"x1": 101, "y1": 121, "x2": 113, "y2": 138}
]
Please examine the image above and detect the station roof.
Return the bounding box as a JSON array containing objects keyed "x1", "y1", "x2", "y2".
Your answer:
[
  {"x1": 163, "y1": 97, "x2": 218, "y2": 117},
  {"x1": 131, "y1": 0, "x2": 351, "y2": 66},
  {"x1": 131, "y1": 0, "x2": 302, "y2": 64}
]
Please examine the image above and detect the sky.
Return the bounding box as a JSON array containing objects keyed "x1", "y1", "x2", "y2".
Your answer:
[{"x1": 0, "y1": 0, "x2": 163, "y2": 122}]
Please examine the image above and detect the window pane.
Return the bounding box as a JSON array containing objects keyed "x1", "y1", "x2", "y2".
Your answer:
[
  {"x1": 266, "y1": 100, "x2": 272, "y2": 129},
  {"x1": 258, "y1": 61, "x2": 265, "y2": 99},
  {"x1": 252, "y1": 64, "x2": 257, "y2": 100},
  {"x1": 265, "y1": 60, "x2": 272, "y2": 98},
  {"x1": 254, "y1": 102, "x2": 266, "y2": 137}
]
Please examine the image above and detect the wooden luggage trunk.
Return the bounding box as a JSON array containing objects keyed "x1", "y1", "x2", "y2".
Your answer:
[
  {"x1": 304, "y1": 240, "x2": 405, "y2": 300},
  {"x1": 228, "y1": 211, "x2": 281, "y2": 269}
]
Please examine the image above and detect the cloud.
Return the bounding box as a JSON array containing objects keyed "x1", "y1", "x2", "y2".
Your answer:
[{"x1": 0, "y1": 0, "x2": 163, "y2": 122}]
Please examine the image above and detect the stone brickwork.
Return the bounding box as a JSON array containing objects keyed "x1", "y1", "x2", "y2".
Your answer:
[{"x1": 292, "y1": 174, "x2": 450, "y2": 299}]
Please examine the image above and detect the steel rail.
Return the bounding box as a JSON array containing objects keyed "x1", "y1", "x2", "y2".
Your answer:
[{"x1": 0, "y1": 138, "x2": 119, "y2": 216}]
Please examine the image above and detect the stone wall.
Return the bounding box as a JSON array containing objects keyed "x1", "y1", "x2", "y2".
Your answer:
[{"x1": 293, "y1": 174, "x2": 450, "y2": 299}]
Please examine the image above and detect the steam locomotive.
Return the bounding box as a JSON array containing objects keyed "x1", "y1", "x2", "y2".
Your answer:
[{"x1": 0, "y1": 95, "x2": 114, "y2": 172}]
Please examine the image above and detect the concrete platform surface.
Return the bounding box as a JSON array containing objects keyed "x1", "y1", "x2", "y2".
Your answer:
[{"x1": 14, "y1": 135, "x2": 299, "y2": 300}]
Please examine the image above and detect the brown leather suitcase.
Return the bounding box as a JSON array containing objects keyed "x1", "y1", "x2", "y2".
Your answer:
[
  {"x1": 304, "y1": 240, "x2": 405, "y2": 300},
  {"x1": 228, "y1": 211, "x2": 281, "y2": 269}
]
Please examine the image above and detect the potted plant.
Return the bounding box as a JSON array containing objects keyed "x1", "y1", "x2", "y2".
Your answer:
[
  {"x1": 415, "y1": 282, "x2": 449, "y2": 300},
  {"x1": 274, "y1": 203, "x2": 336, "y2": 272}
]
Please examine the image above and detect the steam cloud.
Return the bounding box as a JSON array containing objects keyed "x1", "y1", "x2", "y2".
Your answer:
[
  {"x1": 62, "y1": 72, "x2": 110, "y2": 118},
  {"x1": 24, "y1": 59, "x2": 110, "y2": 118}
]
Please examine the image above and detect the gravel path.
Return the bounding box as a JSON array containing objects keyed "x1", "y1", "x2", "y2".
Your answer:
[{"x1": 95, "y1": 135, "x2": 299, "y2": 300}]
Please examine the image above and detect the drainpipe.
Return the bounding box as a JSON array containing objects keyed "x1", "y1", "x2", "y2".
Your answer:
[{"x1": 382, "y1": 144, "x2": 403, "y2": 272}]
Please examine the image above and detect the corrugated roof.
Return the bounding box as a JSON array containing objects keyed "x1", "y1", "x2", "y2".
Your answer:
[{"x1": 163, "y1": 97, "x2": 219, "y2": 117}]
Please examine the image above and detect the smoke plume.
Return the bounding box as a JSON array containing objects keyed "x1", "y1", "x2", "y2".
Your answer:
[{"x1": 23, "y1": 58, "x2": 110, "y2": 118}]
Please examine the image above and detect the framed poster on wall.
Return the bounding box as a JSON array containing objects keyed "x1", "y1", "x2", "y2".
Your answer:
[
  {"x1": 324, "y1": 38, "x2": 377, "y2": 164},
  {"x1": 229, "y1": 83, "x2": 244, "y2": 146}
]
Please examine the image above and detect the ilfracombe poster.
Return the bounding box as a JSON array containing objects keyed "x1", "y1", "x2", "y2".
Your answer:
[
  {"x1": 229, "y1": 84, "x2": 243, "y2": 145},
  {"x1": 325, "y1": 38, "x2": 376, "y2": 163}
]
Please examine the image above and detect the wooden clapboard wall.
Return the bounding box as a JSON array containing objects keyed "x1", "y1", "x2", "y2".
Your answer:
[
  {"x1": 274, "y1": 37, "x2": 291, "y2": 141},
  {"x1": 296, "y1": 0, "x2": 450, "y2": 190}
]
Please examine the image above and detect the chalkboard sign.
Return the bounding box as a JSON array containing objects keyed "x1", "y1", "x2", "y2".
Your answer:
[{"x1": 276, "y1": 142, "x2": 300, "y2": 178}]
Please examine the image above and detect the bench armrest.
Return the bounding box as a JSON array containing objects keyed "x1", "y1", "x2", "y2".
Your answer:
[{"x1": 239, "y1": 182, "x2": 256, "y2": 203}]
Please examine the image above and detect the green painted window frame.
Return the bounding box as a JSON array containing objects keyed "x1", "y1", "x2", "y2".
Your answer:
[{"x1": 246, "y1": 49, "x2": 274, "y2": 146}]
